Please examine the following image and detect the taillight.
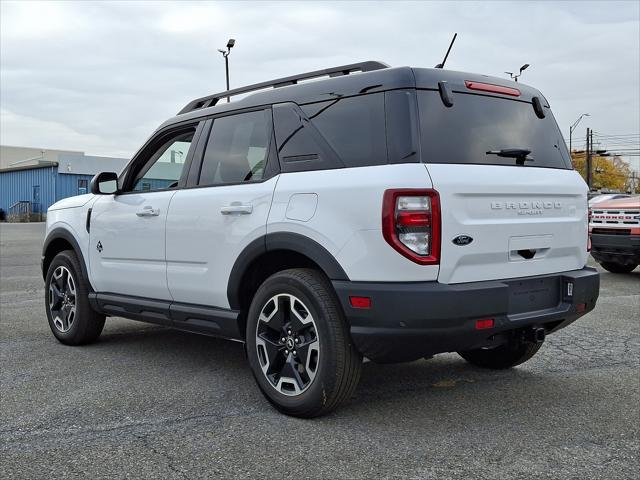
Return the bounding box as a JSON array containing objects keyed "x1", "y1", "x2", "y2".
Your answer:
[{"x1": 382, "y1": 189, "x2": 441, "y2": 265}]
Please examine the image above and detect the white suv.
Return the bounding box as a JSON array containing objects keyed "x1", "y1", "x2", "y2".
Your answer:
[{"x1": 42, "y1": 61, "x2": 600, "y2": 417}]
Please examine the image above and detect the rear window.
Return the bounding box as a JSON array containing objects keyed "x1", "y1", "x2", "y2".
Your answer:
[{"x1": 418, "y1": 91, "x2": 571, "y2": 169}]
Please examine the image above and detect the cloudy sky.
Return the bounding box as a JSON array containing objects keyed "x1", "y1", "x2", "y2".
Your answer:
[{"x1": 1, "y1": 1, "x2": 639, "y2": 169}]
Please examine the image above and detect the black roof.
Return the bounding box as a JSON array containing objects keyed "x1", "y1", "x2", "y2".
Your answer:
[{"x1": 159, "y1": 61, "x2": 545, "y2": 131}]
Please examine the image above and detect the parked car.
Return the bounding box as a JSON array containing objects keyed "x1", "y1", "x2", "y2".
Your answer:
[
  {"x1": 589, "y1": 196, "x2": 640, "y2": 273},
  {"x1": 589, "y1": 193, "x2": 631, "y2": 207},
  {"x1": 42, "y1": 61, "x2": 600, "y2": 417}
]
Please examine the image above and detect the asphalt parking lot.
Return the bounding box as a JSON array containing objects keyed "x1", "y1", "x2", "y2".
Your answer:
[{"x1": 1, "y1": 222, "x2": 638, "y2": 479}]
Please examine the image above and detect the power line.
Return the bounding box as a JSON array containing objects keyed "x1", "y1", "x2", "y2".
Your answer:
[
  {"x1": 597, "y1": 148, "x2": 640, "y2": 152},
  {"x1": 595, "y1": 133, "x2": 640, "y2": 137},
  {"x1": 592, "y1": 130, "x2": 640, "y2": 135},
  {"x1": 596, "y1": 142, "x2": 640, "y2": 147}
]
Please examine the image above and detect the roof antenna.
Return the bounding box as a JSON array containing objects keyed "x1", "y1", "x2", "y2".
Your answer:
[{"x1": 435, "y1": 33, "x2": 457, "y2": 69}]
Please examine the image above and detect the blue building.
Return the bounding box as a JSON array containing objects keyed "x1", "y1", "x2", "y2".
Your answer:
[{"x1": 0, "y1": 149, "x2": 127, "y2": 219}]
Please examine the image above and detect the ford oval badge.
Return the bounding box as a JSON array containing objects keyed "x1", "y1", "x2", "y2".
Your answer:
[{"x1": 452, "y1": 235, "x2": 473, "y2": 246}]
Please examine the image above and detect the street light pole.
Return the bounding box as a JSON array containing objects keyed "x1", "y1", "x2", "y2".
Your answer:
[
  {"x1": 569, "y1": 113, "x2": 590, "y2": 153},
  {"x1": 218, "y1": 38, "x2": 235, "y2": 103},
  {"x1": 224, "y1": 53, "x2": 231, "y2": 102},
  {"x1": 505, "y1": 63, "x2": 530, "y2": 82}
]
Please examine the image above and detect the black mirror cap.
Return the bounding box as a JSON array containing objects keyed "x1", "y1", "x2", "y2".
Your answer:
[
  {"x1": 532, "y1": 96, "x2": 546, "y2": 119},
  {"x1": 90, "y1": 171, "x2": 119, "y2": 195}
]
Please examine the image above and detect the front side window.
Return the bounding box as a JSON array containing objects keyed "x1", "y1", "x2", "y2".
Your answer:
[
  {"x1": 131, "y1": 129, "x2": 195, "y2": 192},
  {"x1": 199, "y1": 110, "x2": 271, "y2": 186}
]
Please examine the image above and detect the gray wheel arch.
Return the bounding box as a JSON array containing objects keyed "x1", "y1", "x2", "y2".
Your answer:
[
  {"x1": 227, "y1": 232, "x2": 349, "y2": 310},
  {"x1": 42, "y1": 228, "x2": 90, "y2": 287}
]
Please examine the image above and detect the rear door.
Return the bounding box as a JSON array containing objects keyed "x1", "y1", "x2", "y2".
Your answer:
[
  {"x1": 416, "y1": 89, "x2": 588, "y2": 284},
  {"x1": 166, "y1": 109, "x2": 279, "y2": 310}
]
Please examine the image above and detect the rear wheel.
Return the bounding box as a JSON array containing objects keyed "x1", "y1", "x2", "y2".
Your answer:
[
  {"x1": 600, "y1": 261, "x2": 637, "y2": 274},
  {"x1": 245, "y1": 268, "x2": 362, "y2": 417},
  {"x1": 458, "y1": 338, "x2": 543, "y2": 369},
  {"x1": 45, "y1": 250, "x2": 105, "y2": 345}
]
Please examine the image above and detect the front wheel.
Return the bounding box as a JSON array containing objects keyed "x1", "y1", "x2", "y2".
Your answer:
[
  {"x1": 245, "y1": 269, "x2": 362, "y2": 417},
  {"x1": 600, "y1": 261, "x2": 637, "y2": 274},
  {"x1": 45, "y1": 250, "x2": 105, "y2": 345}
]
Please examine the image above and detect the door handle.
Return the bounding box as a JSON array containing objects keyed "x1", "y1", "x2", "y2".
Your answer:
[
  {"x1": 136, "y1": 206, "x2": 160, "y2": 217},
  {"x1": 220, "y1": 204, "x2": 253, "y2": 215}
]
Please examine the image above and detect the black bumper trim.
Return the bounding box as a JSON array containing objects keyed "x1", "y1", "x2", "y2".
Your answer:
[
  {"x1": 333, "y1": 267, "x2": 600, "y2": 363},
  {"x1": 590, "y1": 233, "x2": 640, "y2": 264}
]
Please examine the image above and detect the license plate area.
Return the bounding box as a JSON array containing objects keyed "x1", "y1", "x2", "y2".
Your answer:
[{"x1": 507, "y1": 276, "x2": 561, "y2": 314}]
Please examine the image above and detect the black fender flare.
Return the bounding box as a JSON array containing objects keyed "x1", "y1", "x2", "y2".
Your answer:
[
  {"x1": 42, "y1": 227, "x2": 90, "y2": 284},
  {"x1": 227, "y1": 232, "x2": 349, "y2": 309}
]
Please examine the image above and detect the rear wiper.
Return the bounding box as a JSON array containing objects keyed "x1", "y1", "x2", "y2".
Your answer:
[{"x1": 486, "y1": 148, "x2": 534, "y2": 165}]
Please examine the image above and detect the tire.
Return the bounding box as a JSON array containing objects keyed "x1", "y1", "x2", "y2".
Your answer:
[
  {"x1": 45, "y1": 250, "x2": 105, "y2": 345},
  {"x1": 458, "y1": 339, "x2": 543, "y2": 370},
  {"x1": 600, "y1": 261, "x2": 637, "y2": 274},
  {"x1": 245, "y1": 268, "x2": 362, "y2": 418}
]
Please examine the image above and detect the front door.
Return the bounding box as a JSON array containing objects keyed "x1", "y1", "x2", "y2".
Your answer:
[{"x1": 89, "y1": 125, "x2": 199, "y2": 300}]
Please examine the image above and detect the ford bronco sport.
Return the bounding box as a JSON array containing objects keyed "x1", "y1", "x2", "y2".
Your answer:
[
  {"x1": 42, "y1": 61, "x2": 600, "y2": 417},
  {"x1": 589, "y1": 196, "x2": 640, "y2": 273}
]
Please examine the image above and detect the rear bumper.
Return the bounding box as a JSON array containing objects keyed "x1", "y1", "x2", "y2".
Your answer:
[
  {"x1": 590, "y1": 233, "x2": 640, "y2": 265},
  {"x1": 333, "y1": 267, "x2": 600, "y2": 363}
]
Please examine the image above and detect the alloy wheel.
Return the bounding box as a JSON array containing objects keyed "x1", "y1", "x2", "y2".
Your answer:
[
  {"x1": 255, "y1": 294, "x2": 320, "y2": 396},
  {"x1": 48, "y1": 266, "x2": 77, "y2": 333}
]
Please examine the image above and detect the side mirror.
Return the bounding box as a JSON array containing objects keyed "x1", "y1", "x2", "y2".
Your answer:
[{"x1": 90, "y1": 172, "x2": 119, "y2": 195}]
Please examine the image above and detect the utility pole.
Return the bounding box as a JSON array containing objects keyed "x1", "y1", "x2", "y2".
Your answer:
[{"x1": 586, "y1": 128, "x2": 593, "y2": 190}]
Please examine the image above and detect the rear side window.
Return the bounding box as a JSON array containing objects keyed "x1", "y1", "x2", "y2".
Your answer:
[
  {"x1": 301, "y1": 93, "x2": 386, "y2": 168},
  {"x1": 199, "y1": 110, "x2": 271, "y2": 185},
  {"x1": 273, "y1": 103, "x2": 342, "y2": 173},
  {"x1": 418, "y1": 91, "x2": 571, "y2": 169}
]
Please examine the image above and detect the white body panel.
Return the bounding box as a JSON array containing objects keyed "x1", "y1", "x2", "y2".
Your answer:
[
  {"x1": 45, "y1": 196, "x2": 100, "y2": 287},
  {"x1": 426, "y1": 164, "x2": 589, "y2": 284},
  {"x1": 45, "y1": 161, "x2": 589, "y2": 308},
  {"x1": 49, "y1": 194, "x2": 95, "y2": 211},
  {"x1": 165, "y1": 177, "x2": 278, "y2": 308},
  {"x1": 267, "y1": 164, "x2": 440, "y2": 282},
  {"x1": 88, "y1": 192, "x2": 176, "y2": 299}
]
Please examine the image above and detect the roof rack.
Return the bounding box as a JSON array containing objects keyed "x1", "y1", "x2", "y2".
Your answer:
[{"x1": 177, "y1": 60, "x2": 390, "y2": 115}]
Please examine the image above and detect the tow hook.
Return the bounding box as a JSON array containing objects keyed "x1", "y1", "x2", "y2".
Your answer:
[{"x1": 523, "y1": 327, "x2": 546, "y2": 344}]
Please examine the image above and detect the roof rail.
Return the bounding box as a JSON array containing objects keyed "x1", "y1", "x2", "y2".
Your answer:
[{"x1": 177, "y1": 60, "x2": 390, "y2": 115}]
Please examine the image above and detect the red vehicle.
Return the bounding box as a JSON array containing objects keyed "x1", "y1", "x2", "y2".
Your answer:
[{"x1": 589, "y1": 196, "x2": 640, "y2": 273}]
